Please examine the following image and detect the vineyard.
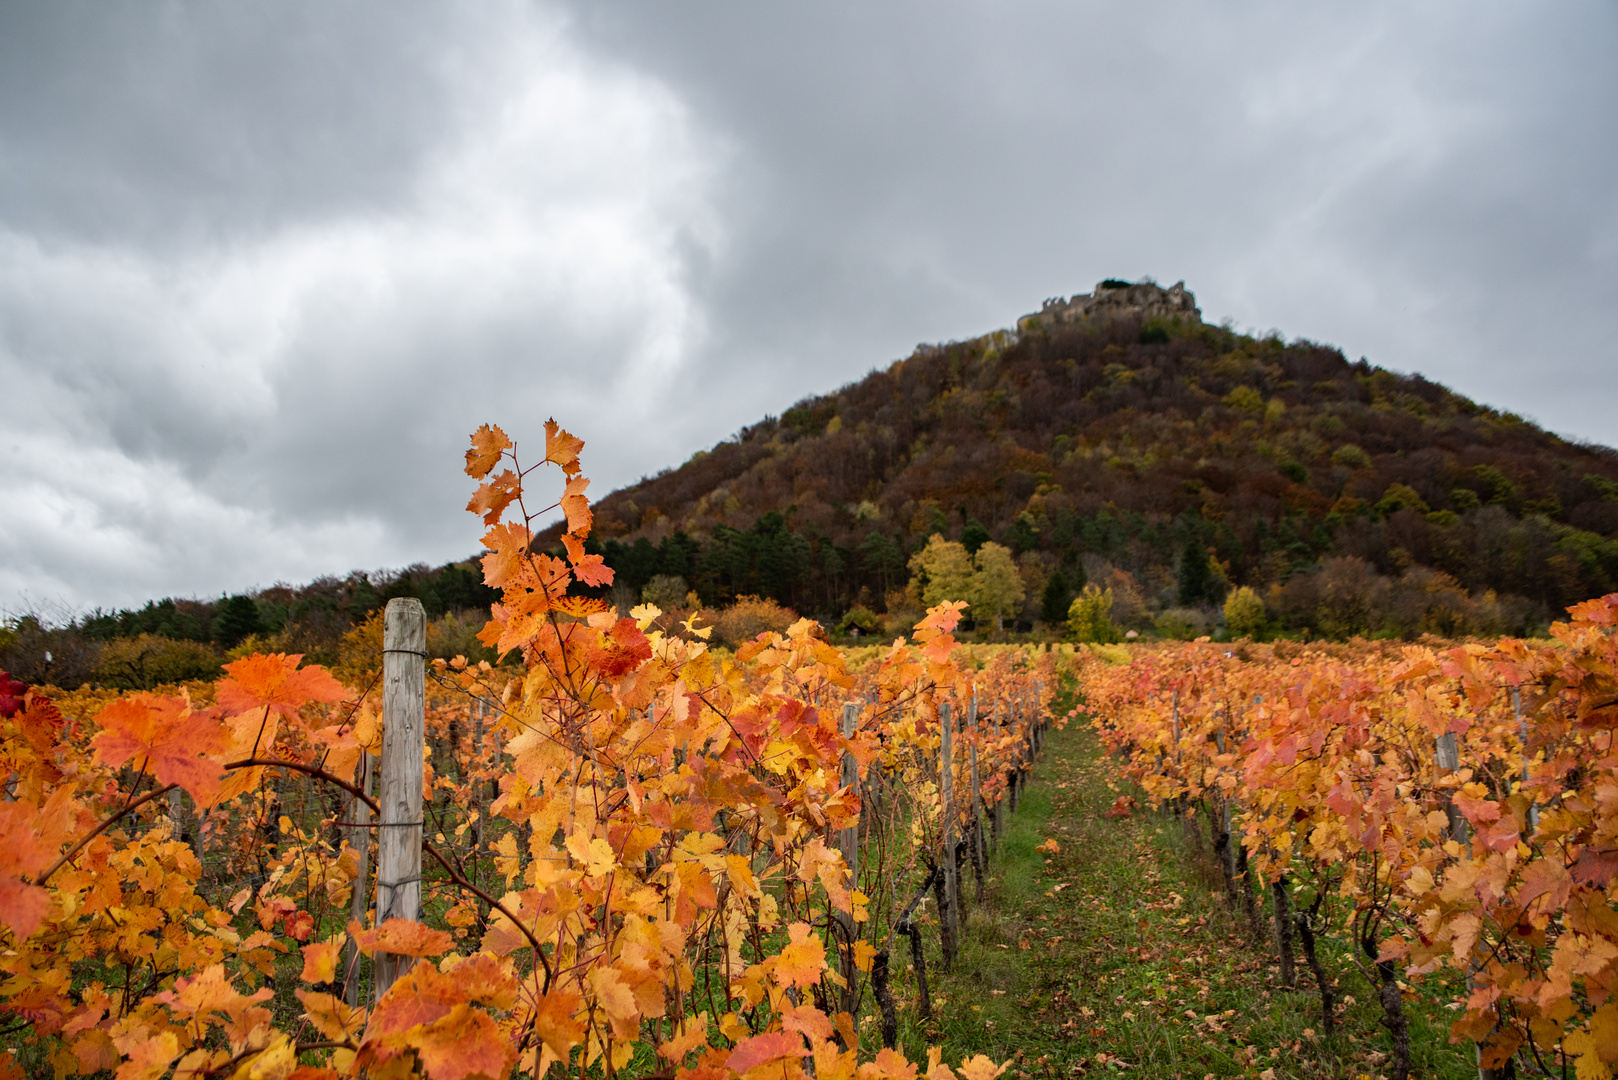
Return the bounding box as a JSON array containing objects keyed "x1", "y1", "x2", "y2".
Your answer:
[
  {"x1": 0, "y1": 422, "x2": 1058, "y2": 1080},
  {"x1": 1077, "y1": 607, "x2": 1618, "y2": 1080}
]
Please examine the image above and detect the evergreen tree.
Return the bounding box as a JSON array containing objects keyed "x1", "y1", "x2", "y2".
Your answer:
[
  {"x1": 1040, "y1": 570, "x2": 1073, "y2": 625},
  {"x1": 1177, "y1": 538, "x2": 1213, "y2": 606},
  {"x1": 961, "y1": 519, "x2": 991, "y2": 555},
  {"x1": 213, "y1": 595, "x2": 263, "y2": 648},
  {"x1": 1005, "y1": 514, "x2": 1039, "y2": 552}
]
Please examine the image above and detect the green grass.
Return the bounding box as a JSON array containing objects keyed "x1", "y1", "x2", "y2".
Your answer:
[{"x1": 870, "y1": 723, "x2": 1477, "y2": 1080}]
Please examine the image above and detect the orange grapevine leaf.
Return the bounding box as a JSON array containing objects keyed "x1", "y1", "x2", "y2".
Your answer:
[
  {"x1": 955, "y1": 1056, "x2": 1010, "y2": 1080},
  {"x1": 465, "y1": 469, "x2": 520, "y2": 527},
  {"x1": 300, "y1": 936, "x2": 347, "y2": 983},
  {"x1": 560, "y1": 475, "x2": 592, "y2": 535},
  {"x1": 295, "y1": 990, "x2": 367, "y2": 1043},
  {"x1": 781, "y1": 1004, "x2": 835, "y2": 1042},
  {"x1": 657, "y1": 1013, "x2": 709, "y2": 1062},
  {"x1": 479, "y1": 523, "x2": 533, "y2": 591},
  {"x1": 465, "y1": 424, "x2": 511, "y2": 480},
  {"x1": 348, "y1": 918, "x2": 454, "y2": 958},
  {"x1": 411, "y1": 1004, "x2": 516, "y2": 1080},
  {"x1": 113, "y1": 1030, "x2": 180, "y2": 1080},
  {"x1": 543, "y1": 419, "x2": 584, "y2": 476},
  {"x1": 773, "y1": 922, "x2": 827, "y2": 989},
  {"x1": 530, "y1": 988, "x2": 585, "y2": 1058},
  {"x1": 726, "y1": 1031, "x2": 805, "y2": 1075},
  {"x1": 0, "y1": 788, "x2": 81, "y2": 937},
  {"x1": 91, "y1": 695, "x2": 231, "y2": 805},
  {"x1": 552, "y1": 595, "x2": 610, "y2": 619},
  {"x1": 217, "y1": 654, "x2": 347, "y2": 719}
]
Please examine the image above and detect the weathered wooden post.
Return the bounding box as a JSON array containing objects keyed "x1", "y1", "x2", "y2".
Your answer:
[
  {"x1": 344, "y1": 750, "x2": 375, "y2": 1006},
  {"x1": 1435, "y1": 732, "x2": 1467, "y2": 843},
  {"x1": 1436, "y1": 730, "x2": 1498, "y2": 1080},
  {"x1": 939, "y1": 702, "x2": 958, "y2": 968},
  {"x1": 991, "y1": 695, "x2": 1006, "y2": 847},
  {"x1": 838, "y1": 702, "x2": 860, "y2": 1013},
  {"x1": 374, "y1": 598, "x2": 426, "y2": 998},
  {"x1": 1512, "y1": 687, "x2": 1537, "y2": 832},
  {"x1": 968, "y1": 692, "x2": 985, "y2": 901},
  {"x1": 1007, "y1": 696, "x2": 1020, "y2": 815}
]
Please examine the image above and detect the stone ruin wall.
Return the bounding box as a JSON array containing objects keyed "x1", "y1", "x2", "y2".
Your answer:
[{"x1": 1016, "y1": 279, "x2": 1202, "y2": 333}]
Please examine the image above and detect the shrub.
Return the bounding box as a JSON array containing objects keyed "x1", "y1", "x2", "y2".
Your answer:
[
  {"x1": 836, "y1": 605, "x2": 880, "y2": 637},
  {"x1": 1154, "y1": 607, "x2": 1210, "y2": 640},
  {"x1": 713, "y1": 596, "x2": 798, "y2": 648},
  {"x1": 640, "y1": 575, "x2": 690, "y2": 612},
  {"x1": 93, "y1": 634, "x2": 220, "y2": 690},
  {"x1": 1067, "y1": 585, "x2": 1120, "y2": 643},
  {"x1": 1223, "y1": 586, "x2": 1267, "y2": 640}
]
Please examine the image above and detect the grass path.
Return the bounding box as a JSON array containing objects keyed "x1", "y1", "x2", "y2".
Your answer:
[{"x1": 880, "y1": 721, "x2": 1476, "y2": 1080}]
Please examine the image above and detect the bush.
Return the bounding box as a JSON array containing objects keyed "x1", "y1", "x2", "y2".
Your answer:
[
  {"x1": 93, "y1": 634, "x2": 221, "y2": 690},
  {"x1": 713, "y1": 596, "x2": 798, "y2": 648},
  {"x1": 1154, "y1": 607, "x2": 1210, "y2": 641},
  {"x1": 640, "y1": 575, "x2": 690, "y2": 612},
  {"x1": 836, "y1": 605, "x2": 880, "y2": 638},
  {"x1": 1067, "y1": 585, "x2": 1120, "y2": 644},
  {"x1": 1223, "y1": 586, "x2": 1267, "y2": 640}
]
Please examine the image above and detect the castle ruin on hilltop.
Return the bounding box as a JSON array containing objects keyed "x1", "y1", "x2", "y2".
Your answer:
[{"x1": 1016, "y1": 279, "x2": 1201, "y2": 333}]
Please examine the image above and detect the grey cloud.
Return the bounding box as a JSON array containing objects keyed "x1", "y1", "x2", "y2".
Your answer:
[
  {"x1": 2, "y1": 0, "x2": 1615, "y2": 614},
  {"x1": 566, "y1": 1, "x2": 1618, "y2": 442}
]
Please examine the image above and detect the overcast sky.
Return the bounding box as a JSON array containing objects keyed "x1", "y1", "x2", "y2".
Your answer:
[{"x1": 3, "y1": 1, "x2": 1615, "y2": 616}]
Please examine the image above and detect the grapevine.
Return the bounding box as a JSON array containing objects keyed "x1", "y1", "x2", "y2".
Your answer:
[
  {"x1": 1078, "y1": 616, "x2": 1618, "y2": 1080},
  {"x1": 0, "y1": 420, "x2": 1056, "y2": 1080}
]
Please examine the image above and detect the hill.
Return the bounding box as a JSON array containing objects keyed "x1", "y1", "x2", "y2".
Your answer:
[
  {"x1": 11, "y1": 277, "x2": 1618, "y2": 687},
  {"x1": 562, "y1": 279, "x2": 1618, "y2": 639}
]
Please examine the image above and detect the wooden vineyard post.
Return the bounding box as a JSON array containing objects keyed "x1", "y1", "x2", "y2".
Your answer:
[
  {"x1": 968, "y1": 692, "x2": 985, "y2": 902},
  {"x1": 375, "y1": 598, "x2": 426, "y2": 999},
  {"x1": 939, "y1": 702, "x2": 958, "y2": 969},
  {"x1": 344, "y1": 750, "x2": 375, "y2": 1006},
  {"x1": 1513, "y1": 687, "x2": 1538, "y2": 832},
  {"x1": 1435, "y1": 732, "x2": 1467, "y2": 844},
  {"x1": 992, "y1": 697, "x2": 1006, "y2": 848},
  {"x1": 838, "y1": 702, "x2": 859, "y2": 1014},
  {"x1": 1007, "y1": 697, "x2": 1021, "y2": 815},
  {"x1": 1436, "y1": 731, "x2": 1499, "y2": 1080}
]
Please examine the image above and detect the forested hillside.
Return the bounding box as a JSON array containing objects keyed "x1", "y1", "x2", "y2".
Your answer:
[
  {"x1": 11, "y1": 279, "x2": 1618, "y2": 689},
  {"x1": 562, "y1": 282, "x2": 1618, "y2": 639}
]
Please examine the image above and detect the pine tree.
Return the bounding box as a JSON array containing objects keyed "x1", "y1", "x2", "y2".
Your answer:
[
  {"x1": 1040, "y1": 570, "x2": 1073, "y2": 625},
  {"x1": 1177, "y1": 539, "x2": 1213, "y2": 606}
]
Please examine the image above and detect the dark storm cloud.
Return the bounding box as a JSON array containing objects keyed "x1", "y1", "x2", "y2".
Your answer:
[{"x1": 2, "y1": 0, "x2": 1615, "y2": 612}]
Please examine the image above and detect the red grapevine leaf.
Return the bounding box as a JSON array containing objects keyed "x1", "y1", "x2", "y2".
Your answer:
[{"x1": 587, "y1": 619, "x2": 653, "y2": 679}]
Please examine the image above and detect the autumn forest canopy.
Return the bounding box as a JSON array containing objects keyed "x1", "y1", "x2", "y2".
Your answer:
[{"x1": 9, "y1": 281, "x2": 1618, "y2": 686}]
